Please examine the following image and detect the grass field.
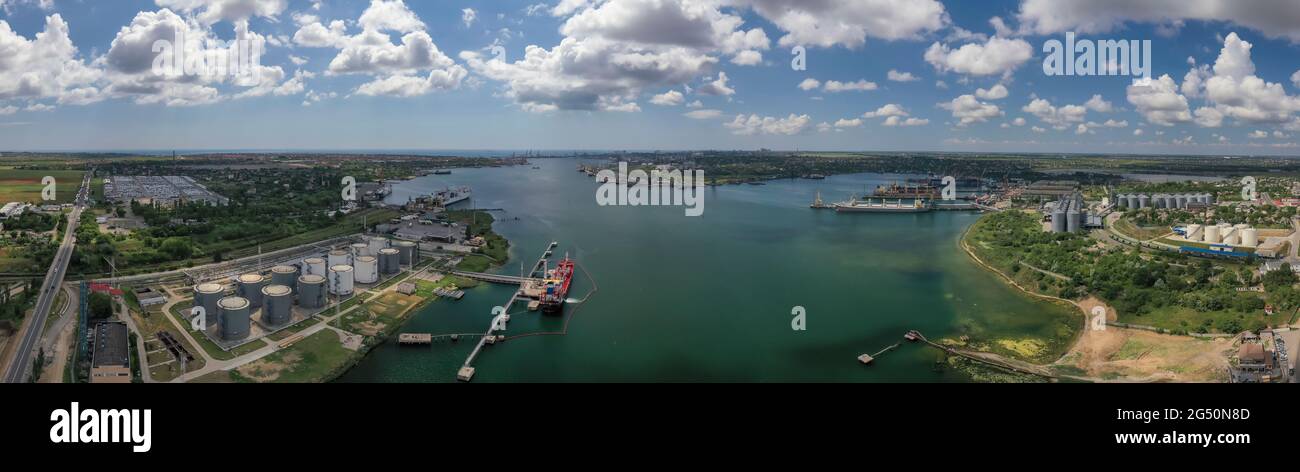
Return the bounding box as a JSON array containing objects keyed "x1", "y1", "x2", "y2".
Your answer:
[
  {"x1": 0, "y1": 169, "x2": 85, "y2": 204},
  {"x1": 232, "y1": 330, "x2": 354, "y2": 383}
]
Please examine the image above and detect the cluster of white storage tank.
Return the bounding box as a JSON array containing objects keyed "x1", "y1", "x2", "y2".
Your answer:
[
  {"x1": 192, "y1": 237, "x2": 415, "y2": 342},
  {"x1": 1116, "y1": 193, "x2": 1215, "y2": 210},
  {"x1": 1183, "y1": 223, "x2": 1259, "y2": 248}
]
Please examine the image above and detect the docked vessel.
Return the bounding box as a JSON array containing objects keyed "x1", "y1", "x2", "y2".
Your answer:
[
  {"x1": 540, "y1": 257, "x2": 575, "y2": 315},
  {"x1": 835, "y1": 198, "x2": 932, "y2": 213},
  {"x1": 432, "y1": 186, "x2": 471, "y2": 206}
]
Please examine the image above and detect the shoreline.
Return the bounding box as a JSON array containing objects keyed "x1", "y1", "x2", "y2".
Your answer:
[
  {"x1": 958, "y1": 220, "x2": 1091, "y2": 364},
  {"x1": 958, "y1": 214, "x2": 1233, "y2": 382}
]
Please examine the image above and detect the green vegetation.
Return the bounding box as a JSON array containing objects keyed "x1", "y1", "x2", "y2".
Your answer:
[
  {"x1": 446, "y1": 210, "x2": 509, "y2": 261},
  {"x1": 231, "y1": 330, "x2": 355, "y2": 383},
  {"x1": 1125, "y1": 203, "x2": 1296, "y2": 230},
  {"x1": 0, "y1": 169, "x2": 85, "y2": 203},
  {"x1": 969, "y1": 211, "x2": 1277, "y2": 335}
]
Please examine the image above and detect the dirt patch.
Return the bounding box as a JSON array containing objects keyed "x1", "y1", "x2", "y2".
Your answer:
[
  {"x1": 38, "y1": 322, "x2": 76, "y2": 383},
  {"x1": 236, "y1": 351, "x2": 303, "y2": 382},
  {"x1": 1058, "y1": 327, "x2": 1231, "y2": 382}
]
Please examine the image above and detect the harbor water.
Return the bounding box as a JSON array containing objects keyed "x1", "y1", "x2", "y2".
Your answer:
[{"x1": 338, "y1": 160, "x2": 1079, "y2": 382}]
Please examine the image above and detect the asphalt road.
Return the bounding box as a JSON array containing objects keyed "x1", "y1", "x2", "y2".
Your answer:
[{"x1": 2, "y1": 174, "x2": 89, "y2": 383}]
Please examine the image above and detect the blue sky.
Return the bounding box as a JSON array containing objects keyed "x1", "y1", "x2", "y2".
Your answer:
[{"x1": 1, "y1": 0, "x2": 1299, "y2": 155}]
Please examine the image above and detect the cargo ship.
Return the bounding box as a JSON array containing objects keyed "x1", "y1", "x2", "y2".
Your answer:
[
  {"x1": 432, "y1": 186, "x2": 471, "y2": 207},
  {"x1": 540, "y1": 257, "x2": 575, "y2": 314},
  {"x1": 835, "y1": 197, "x2": 932, "y2": 213}
]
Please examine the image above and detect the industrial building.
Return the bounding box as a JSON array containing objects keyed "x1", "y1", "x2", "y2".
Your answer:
[
  {"x1": 1021, "y1": 181, "x2": 1079, "y2": 201},
  {"x1": 90, "y1": 321, "x2": 132, "y2": 384}
]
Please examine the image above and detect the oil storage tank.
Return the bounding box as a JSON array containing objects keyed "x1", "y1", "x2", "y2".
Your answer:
[
  {"x1": 355, "y1": 256, "x2": 379, "y2": 284},
  {"x1": 219, "y1": 297, "x2": 251, "y2": 341},
  {"x1": 193, "y1": 283, "x2": 225, "y2": 328},
  {"x1": 237, "y1": 273, "x2": 267, "y2": 310},
  {"x1": 1242, "y1": 228, "x2": 1259, "y2": 248},
  {"x1": 379, "y1": 248, "x2": 401, "y2": 275},
  {"x1": 396, "y1": 241, "x2": 418, "y2": 265},
  {"x1": 298, "y1": 274, "x2": 327, "y2": 309},
  {"x1": 261, "y1": 285, "x2": 293, "y2": 326},
  {"x1": 328, "y1": 250, "x2": 351, "y2": 268},
  {"x1": 329, "y1": 265, "x2": 355, "y2": 297},
  {"x1": 271, "y1": 265, "x2": 298, "y2": 292},
  {"x1": 367, "y1": 236, "x2": 389, "y2": 256},
  {"x1": 303, "y1": 257, "x2": 327, "y2": 276},
  {"x1": 1204, "y1": 225, "x2": 1222, "y2": 244}
]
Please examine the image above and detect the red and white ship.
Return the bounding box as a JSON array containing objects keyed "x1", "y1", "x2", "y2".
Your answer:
[{"x1": 540, "y1": 257, "x2": 575, "y2": 315}]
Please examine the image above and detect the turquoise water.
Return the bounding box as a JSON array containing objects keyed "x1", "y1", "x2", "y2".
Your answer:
[{"x1": 338, "y1": 159, "x2": 1076, "y2": 382}]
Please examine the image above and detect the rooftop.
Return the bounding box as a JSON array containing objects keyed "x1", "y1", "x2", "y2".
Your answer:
[{"x1": 92, "y1": 322, "x2": 130, "y2": 368}]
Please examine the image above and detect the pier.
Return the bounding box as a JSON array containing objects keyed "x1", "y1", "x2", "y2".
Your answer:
[
  {"x1": 905, "y1": 330, "x2": 1056, "y2": 379},
  {"x1": 458, "y1": 241, "x2": 560, "y2": 382},
  {"x1": 858, "y1": 343, "x2": 901, "y2": 365}
]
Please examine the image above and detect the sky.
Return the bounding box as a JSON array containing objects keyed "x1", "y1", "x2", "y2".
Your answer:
[{"x1": 1, "y1": 0, "x2": 1299, "y2": 155}]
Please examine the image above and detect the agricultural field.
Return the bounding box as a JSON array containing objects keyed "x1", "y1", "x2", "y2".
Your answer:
[{"x1": 0, "y1": 169, "x2": 85, "y2": 204}]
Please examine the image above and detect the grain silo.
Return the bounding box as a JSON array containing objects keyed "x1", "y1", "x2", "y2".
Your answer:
[
  {"x1": 395, "y1": 241, "x2": 418, "y2": 265},
  {"x1": 1117, "y1": 194, "x2": 1129, "y2": 209},
  {"x1": 1154, "y1": 195, "x2": 1166, "y2": 209},
  {"x1": 261, "y1": 284, "x2": 293, "y2": 326},
  {"x1": 1203, "y1": 225, "x2": 1221, "y2": 244},
  {"x1": 328, "y1": 249, "x2": 351, "y2": 268},
  {"x1": 355, "y1": 256, "x2": 379, "y2": 284},
  {"x1": 219, "y1": 297, "x2": 251, "y2": 341},
  {"x1": 298, "y1": 274, "x2": 327, "y2": 309},
  {"x1": 1051, "y1": 202, "x2": 1067, "y2": 233},
  {"x1": 379, "y1": 248, "x2": 401, "y2": 275},
  {"x1": 193, "y1": 283, "x2": 225, "y2": 328},
  {"x1": 1137, "y1": 195, "x2": 1150, "y2": 209},
  {"x1": 1242, "y1": 228, "x2": 1259, "y2": 248},
  {"x1": 237, "y1": 273, "x2": 267, "y2": 310},
  {"x1": 303, "y1": 257, "x2": 327, "y2": 276},
  {"x1": 351, "y1": 242, "x2": 370, "y2": 259},
  {"x1": 271, "y1": 265, "x2": 299, "y2": 292},
  {"x1": 1164, "y1": 195, "x2": 1176, "y2": 208},
  {"x1": 329, "y1": 265, "x2": 355, "y2": 297},
  {"x1": 1177, "y1": 195, "x2": 1188, "y2": 208},
  {"x1": 367, "y1": 236, "x2": 389, "y2": 256},
  {"x1": 1206, "y1": 193, "x2": 1217, "y2": 204},
  {"x1": 1067, "y1": 209, "x2": 1082, "y2": 233}
]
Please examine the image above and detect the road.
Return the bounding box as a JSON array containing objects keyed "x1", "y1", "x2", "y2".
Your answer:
[{"x1": 2, "y1": 174, "x2": 90, "y2": 383}]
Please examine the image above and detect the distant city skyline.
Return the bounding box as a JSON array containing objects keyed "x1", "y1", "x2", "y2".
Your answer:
[{"x1": 1, "y1": 0, "x2": 1299, "y2": 155}]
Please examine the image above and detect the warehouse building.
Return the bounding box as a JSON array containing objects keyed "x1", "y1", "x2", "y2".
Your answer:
[{"x1": 90, "y1": 321, "x2": 132, "y2": 384}]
